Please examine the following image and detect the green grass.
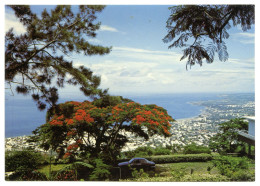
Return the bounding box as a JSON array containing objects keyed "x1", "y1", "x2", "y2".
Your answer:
[
  {"x1": 157, "y1": 161, "x2": 219, "y2": 175},
  {"x1": 38, "y1": 164, "x2": 69, "y2": 178},
  {"x1": 122, "y1": 160, "x2": 255, "y2": 182},
  {"x1": 121, "y1": 161, "x2": 228, "y2": 181}
]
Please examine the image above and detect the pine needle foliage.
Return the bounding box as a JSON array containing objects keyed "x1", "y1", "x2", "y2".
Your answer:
[{"x1": 5, "y1": 5, "x2": 111, "y2": 110}]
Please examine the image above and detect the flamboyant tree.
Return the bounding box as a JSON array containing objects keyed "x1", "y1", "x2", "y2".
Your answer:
[
  {"x1": 163, "y1": 5, "x2": 254, "y2": 69},
  {"x1": 33, "y1": 96, "x2": 174, "y2": 163},
  {"x1": 5, "y1": 5, "x2": 111, "y2": 110}
]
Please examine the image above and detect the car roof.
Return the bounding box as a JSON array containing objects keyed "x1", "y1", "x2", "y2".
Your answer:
[{"x1": 131, "y1": 157, "x2": 146, "y2": 160}]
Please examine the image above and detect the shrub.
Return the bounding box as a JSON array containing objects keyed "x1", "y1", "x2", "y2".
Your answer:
[
  {"x1": 131, "y1": 168, "x2": 149, "y2": 179},
  {"x1": 230, "y1": 169, "x2": 255, "y2": 181},
  {"x1": 53, "y1": 161, "x2": 94, "y2": 181},
  {"x1": 5, "y1": 150, "x2": 45, "y2": 172},
  {"x1": 212, "y1": 156, "x2": 254, "y2": 181},
  {"x1": 145, "y1": 154, "x2": 213, "y2": 164},
  {"x1": 7, "y1": 170, "x2": 48, "y2": 181},
  {"x1": 212, "y1": 156, "x2": 249, "y2": 177},
  {"x1": 89, "y1": 158, "x2": 111, "y2": 181},
  {"x1": 153, "y1": 147, "x2": 171, "y2": 155},
  {"x1": 55, "y1": 170, "x2": 77, "y2": 181},
  {"x1": 123, "y1": 146, "x2": 154, "y2": 158},
  {"x1": 183, "y1": 143, "x2": 211, "y2": 154}
]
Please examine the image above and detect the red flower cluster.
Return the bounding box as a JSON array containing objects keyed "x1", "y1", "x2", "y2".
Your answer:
[
  {"x1": 162, "y1": 126, "x2": 170, "y2": 135},
  {"x1": 136, "y1": 115, "x2": 146, "y2": 124},
  {"x1": 67, "y1": 143, "x2": 79, "y2": 151},
  {"x1": 49, "y1": 114, "x2": 64, "y2": 126},
  {"x1": 73, "y1": 108, "x2": 94, "y2": 123},
  {"x1": 69, "y1": 101, "x2": 80, "y2": 106},
  {"x1": 67, "y1": 129, "x2": 76, "y2": 137},
  {"x1": 63, "y1": 152, "x2": 72, "y2": 159},
  {"x1": 63, "y1": 140, "x2": 81, "y2": 159},
  {"x1": 66, "y1": 119, "x2": 74, "y2": 125},
  {"x1": 49, "y1": 119, "x2": 63, "y2": 126},
  {"x1": 131, "y1": 105, "x2": 174, "y2": 136}
]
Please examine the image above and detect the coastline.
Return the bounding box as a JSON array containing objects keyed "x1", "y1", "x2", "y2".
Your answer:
[{"x1": 5, "y1": 93, "x2": 255, "y2": 151}]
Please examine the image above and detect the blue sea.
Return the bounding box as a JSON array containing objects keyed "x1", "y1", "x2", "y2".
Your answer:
[{"x1": 4, "y1": 92, "x2": 245, "y2": 138}]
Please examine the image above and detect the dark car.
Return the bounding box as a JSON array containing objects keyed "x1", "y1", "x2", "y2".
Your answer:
[{"x1": 118, "y1": 157, "x2": 155, "y2": 170}]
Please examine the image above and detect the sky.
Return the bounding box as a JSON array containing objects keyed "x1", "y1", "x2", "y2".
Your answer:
[{"x1": 4, "y1": 3, "x2": 256, "y2": 98}]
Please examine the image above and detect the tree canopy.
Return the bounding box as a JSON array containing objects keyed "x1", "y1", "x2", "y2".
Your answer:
[
  {"x1": 32, "y1": 96, "x2": 174, "y2": 163},
  {"x1": 163, "y1": 5, "x2": 254, "y2": 69},
  {"x1": 5, "y1": 5, "x2": 111, "y2": 110},
  {"x1": 209, "y1": 118, "x2": 248, "y2": 154}
]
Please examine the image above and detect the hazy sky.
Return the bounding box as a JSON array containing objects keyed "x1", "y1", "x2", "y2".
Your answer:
[{"x1": 4, "y1": 4, "x2": 255, "y2": 97}]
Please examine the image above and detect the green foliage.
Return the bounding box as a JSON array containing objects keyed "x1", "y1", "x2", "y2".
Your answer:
[
  {"x1": 149, "y1": 154, "x2": 213, "y2": 164},
  {"x1": 5, "y1": 150, "x2": 45, "y2": 172},
  {"x1": 131, "y1": 168, "x2": 149, "y2": 179},
  {"x1": 180, "y1": 174, "x2": 230, "y2": 182},
  {"x1": 89, "y1": 158, "x2": 111, "y2": 181},
  {"x1": 53, "y1": 161, "x2": 93, "y2": 181},
  {"x1": 153, "y1": 147, "x2": 172, "y2": 155},
  {"x1": 7, "y1": 170, "x2": 48, "y2": 181},
  {"x1": 120, "y1": 154, "x2": 213, "y2": 164},
  {"x1": 122, "y1": 173, "x2": 229, "y2": 182},
  {"x1": 212, "y1": 156, "x2": 251, "y2": 178},
  {"x1": 122, "y1": 146, "x2": 172, "y2": 158},
  {"x1": 163, "y1": 5, "x2": 254, "y2": 68},
  {"x1": 183, "y1": 143, "x2": 211, "y2": 154},
  {"x1": 123, "y1": 146, "x2": 155, "y2": 158},
  {"x1": 5, "y1": 5, "x2": 111, "y2": 110},
  {"x1": 166, "y1": 144, "x2": 182, "y2": 153},
  {"x1": 229, "y1": 169, "x2": 255, "y2": 181},
  {"x1": 209, "y1": 118, "x2": 248, "y2": 154},
  {"x1": 171, "y1": 168, "x2": 186, "y2": 181}
]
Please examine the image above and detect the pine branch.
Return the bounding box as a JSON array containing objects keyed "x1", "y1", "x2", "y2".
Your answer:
[{"x1": 20, "y1": 72, "x2": 54, "y2": 107}]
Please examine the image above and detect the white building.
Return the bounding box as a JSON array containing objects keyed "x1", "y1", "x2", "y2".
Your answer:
[
  {"x1": 237, "y1": 116, "x2": 255, "y2": 156},
  {"x1": 245, "y1": 116, "x2": 255, "y2": 137}
]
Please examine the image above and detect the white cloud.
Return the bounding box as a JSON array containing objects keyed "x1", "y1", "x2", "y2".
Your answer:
[
  {"x1": 100, "y1": 25, "x2": 119, "y2": 32},
  {"x1": 113, "y1": 46, "x2": 174, "y2": 55},
  {"x1": 237, "y1": 32, "x2": 255, "y2": 38},
  {"x1": 5, "y1": 10, "x2": 26, "y2": 34},
  {"x1": 232, "y1": 32, "x2": 255, "y2": 44},
  {"x1": 111, "y1": 46, "x2": 182, "y2": 65},
  {"x1": 71, "y1": 46, "x2": 255, "y2": 95}
]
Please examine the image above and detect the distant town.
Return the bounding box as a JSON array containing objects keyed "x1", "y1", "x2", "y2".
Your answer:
[{"x1": 5, "y1": 94, "x2": 255, "y2": 152}]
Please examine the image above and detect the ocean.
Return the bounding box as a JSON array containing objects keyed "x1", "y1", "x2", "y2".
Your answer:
[{"x1": 4, "y1": 92, "x2": 246, "y2": 138}]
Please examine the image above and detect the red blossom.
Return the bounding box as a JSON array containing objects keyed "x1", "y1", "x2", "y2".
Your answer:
[
  {"x1": 67, "y1": 143, "x2": 79, "y2": 151},
  {"x1": 84, "y1": 114, "x2": 94, "y2": 123},
  {"x1": 63, "y1": 152, "x2": 72, "y2": 159},
  {"x1": 57, "y1": 115, "x2": 64, "y2": 120},
  {"x1": 75, "y1": 115, "x2": 84, "y2": 121},
  {"x1": 136, "y1": 115, "x2": 146, "y2": 124},
  {"x1": 67, "y1": 130, "x2": 76, "y2": 136},
  {"x1": 69, "y1": 101, "x2": 80, "y2": 106},
  {"x1": 49, "y1": 119, "x2": 63, "y2": 126},
  {"x1": 66, "y1": 119, "x2": 74, "y2": 125}
]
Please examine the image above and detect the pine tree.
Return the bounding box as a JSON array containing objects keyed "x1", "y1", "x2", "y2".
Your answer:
[{"x1": 5, "y1": 5, "x2": 111, "y2": 110}]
